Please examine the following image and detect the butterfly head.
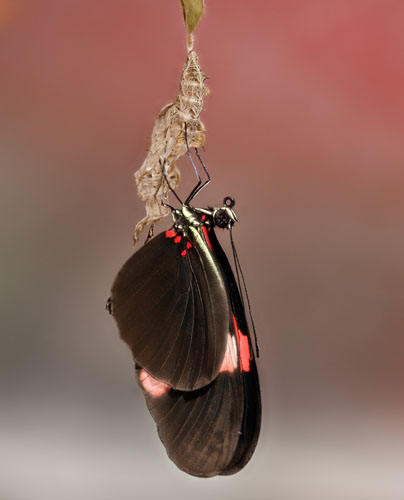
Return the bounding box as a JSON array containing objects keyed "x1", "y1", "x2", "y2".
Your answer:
[{"x1": 212, "y1": 197, "x2": 238, "y2": 229}]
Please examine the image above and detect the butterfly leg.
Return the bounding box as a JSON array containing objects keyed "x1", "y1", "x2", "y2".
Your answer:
[
  {"x1": 159, "y1": 158, "x2": 182, "y2": 209},
  {"x1": 184, "y1": 125, "x2": 211, "y2": 204}
]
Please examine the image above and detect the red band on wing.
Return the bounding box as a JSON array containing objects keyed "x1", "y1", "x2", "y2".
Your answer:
[
  {"x1": 139, "y1": 369, "x2": 170, "y2": 398},
  {"x1": 232, "y1": 315, "x2": 251, "y2": 373},
  {"x1": 201, "y1": 226, "x2": 213, "y2": 250}
]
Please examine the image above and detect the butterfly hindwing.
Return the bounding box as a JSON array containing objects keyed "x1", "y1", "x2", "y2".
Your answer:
[{"x1": 136, "y1": 328, "x2": 244, "y2": 477}]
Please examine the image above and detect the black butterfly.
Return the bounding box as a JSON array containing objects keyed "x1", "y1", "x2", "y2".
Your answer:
[{"x1": 108, "y1": 153, "x2": 261, "y2": 477}]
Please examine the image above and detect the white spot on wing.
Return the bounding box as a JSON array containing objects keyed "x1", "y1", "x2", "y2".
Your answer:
[{"x1": 219, "y1": 333, "x2": 238, "y2": 373}]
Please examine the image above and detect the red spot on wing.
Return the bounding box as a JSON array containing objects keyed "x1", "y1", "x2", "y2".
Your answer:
[
  {"x1": 181, "y1": 249, "x2": 187, "y2": 257},
  {"x1": 201, "y1": 215, "x2": 206, "y2": 221},
  {"x1": 165, "y1": 230, "x2": 176, "y2": 238},
  {"x1": 139, "y1": 369, "x2": 170, "y2": 398},
  {"x1": 201, "y1": 226, "x2": 213, "y2": 250},
  {"x1": 232, "y1": 315, "x2": 251, "y2": 373},
  {"x1": 174, "y1": 235, "x2": 182, "y2": 244},
  {"x1": 186, "y1": 241, "x2": 192, "y2": 249}
]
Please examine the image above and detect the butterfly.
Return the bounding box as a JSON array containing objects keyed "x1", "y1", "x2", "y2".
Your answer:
[{"x1": 108, "y1": 152, "x2": 261, "y2": 477}]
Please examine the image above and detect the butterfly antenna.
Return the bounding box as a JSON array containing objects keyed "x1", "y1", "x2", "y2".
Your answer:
[{"x1": 229, "y1": 226, "x2": 260, "y2": 358}]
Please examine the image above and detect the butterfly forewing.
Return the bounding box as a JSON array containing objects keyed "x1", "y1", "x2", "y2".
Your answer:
[{"x1": 111, "y1": 229, "x2": 229, "y2": 391}]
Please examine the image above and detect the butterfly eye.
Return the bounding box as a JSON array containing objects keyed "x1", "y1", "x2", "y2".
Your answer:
[{"x1": 214, "y1": 209, "x2": 231, "y2": 228}]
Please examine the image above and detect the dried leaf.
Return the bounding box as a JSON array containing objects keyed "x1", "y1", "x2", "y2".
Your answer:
[{"x1": 180, "y1": 0, "x2": 205, "y2": 34}]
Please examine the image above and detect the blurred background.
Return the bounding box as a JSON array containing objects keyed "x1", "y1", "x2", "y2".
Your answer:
[{"x1": 1, "y1": 1, "x2": 404, "y2": 499}]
